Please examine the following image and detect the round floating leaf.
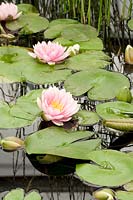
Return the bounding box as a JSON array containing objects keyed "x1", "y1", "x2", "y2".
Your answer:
[
  {"x1": 124, "y1": 181, "x2": 133, "y2": 192},
  {"x1": 76, "y1": 150, "x2": 133, "y2": 187},
  {"x1": 25, "y1": 126, "x2": 100, "y2": 159},
  {"x1": 79, "y1": 38, "x2": 103, "y2": 51},
  {"x1": 3, "y1": 189, "x2": 24, "y2": 200},
  {"x1": 128, "y1": 19, "x2": 133, "y2": 30},
  {"x1": 24, "y1": 191, "x2": 41, "y2": 200},
  {"x1": 0, "y1": 89, "x2": 42, "y2": 129},
  {"x1": 65, "y1": 51, "x2": 110, "y2": 71},
  {"x1": 44, "y1": 24, "x2": 73, "y2": 39},
  {"x1": 75, "y1": 110, "x2": 100, "y2": 125},
  {"x1": 96, "y1": 101, "x2": 133, "y2": 120},
  {"x1": 116, "y1": 191, "x2": 133, "y2": 200},
  {"x1": 62, "y1": 24, "x2": 98, "y2": 42},
  {"x1": 44, "y1": 19, "x2": 79, "y2": 39},
  {"x1": 3, "y1": 189, "x2": 41, "y2": 200},
  {"x1": 49, "y1": 18, "x2": 79, "y2": 27},
  {"x1": 7, "y1": 13, "x2": 49, "y2": 34},
  {"x1": 18, "y1": 3, "x2": 38, "y2": 14},
  {"x1": 64, "y1": 69, "x2": 130, "y2": 100},
  {"x1": 0, "y1": 46, "x2": 72, "y2": 84},
  {"x1": 54, "y1": 37, "x2": 74, "y2": 46}
]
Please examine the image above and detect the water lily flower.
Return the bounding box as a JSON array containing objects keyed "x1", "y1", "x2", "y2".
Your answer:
[
  {"x1": 0, "y1": 2, "x2": 22, "y2": 21},
  {"x1": 37, "y1": 87, "x2": 80, "y2": 126},
  {"x1": 125, "y1": 45, "x2": 133, "y2": 64},
  {"x1": 28, "y1": 41, "x2": 70, "y2": 65},
  {"x1": 66, "y1": 44, "x2": 80, "y2": 56}
]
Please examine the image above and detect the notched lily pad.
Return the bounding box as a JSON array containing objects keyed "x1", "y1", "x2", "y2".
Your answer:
[
  {"x1": 75, "y1": 110, "x2": 100, "y2": 126},
  {"x1": 25, "y1": 126, "x2": 101, "y2": 159},
  {"x1": 18, "y1": 3, "x2": 38, "y2": 14},
  {"x1": 3, "y1": 189, "x2": 41, "y2": 200},
  {"x1": 76, "y1": 150, "x2": 133, "y2": 187},
  {"x1": 96, "y1": 101, "x2": 133, "y2": 120},
  {"x1": 116, "y1": 191, "x2": 133, "y2": 200},
  {"x1": 0, "y1": 89, "x2": 42, "y2": 129},
  {"x1": 64, "y1": 69, "x2": 130, "y2": 100},
  {"x1": 0, "y1": 46, "x2": 72, "y2": 84},
  {"x1": 7, "y1": 13, "x2": 49, "y2": 35}
]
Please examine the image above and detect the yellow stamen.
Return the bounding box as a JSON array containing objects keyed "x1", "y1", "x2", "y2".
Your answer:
[{"x1": 51, "y1": 101, "x2": 63, "y2": 111}]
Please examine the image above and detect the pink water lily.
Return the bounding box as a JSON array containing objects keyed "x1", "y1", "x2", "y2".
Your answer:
[
  {"x1": 37, "y1": 87, "x2": 80, "y2": 126},
  {"x1": 0, "y1": 2, "x2": 22, "y2": 21},
  {"x1": 28, "y1": 41, "x2": 70, "y2": 65}
]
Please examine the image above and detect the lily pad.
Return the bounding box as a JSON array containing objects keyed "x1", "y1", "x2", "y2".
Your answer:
[
  {"x1": 54, "y1": 37, "x2": 74, "y2": 46},
  {"x1": 64, "y1": 69, "x2": 130, "y2": 100},
  {"x1": 96, "y1": 101, "x2": 133, "y2": 120},
  {"x1": 0, "y1": 46, "x2": 72, "y2": 84},
  {"x1": 44, "y1": 23, "x2": 73, "y2": 39},
  {"x1": 62, "y1": 24, "x2": 98, "y2": 42},
  {"x1": 76, "y1": 150, "x2": 133, "y2": 187},
  {"x1": 18, "y1": 3, "x2": 38, "y2": 14},
  {"x1": 78, "y1": 38, "x2": 103, "y2": 51},
  {"x1": 3, "y1": 189, "x2": 41, "y2": 200},
  {"x1": 65, "y1": 51, "x2": 110, "y2": 71},
  {"x1": 0, "y1": 89, "x2": 42, "y2": 129},
  {"x1": 116, "y1": 191, "x2": 133, "y2": 200},
  {"x1": 49, "y1": 18, "x2": 79, "y2": 27},
  {"x1": 25, "y1": 126, "x2": 101, "y2": 159},
  {"x1": 124, "y1": 181, "x2": 133, "y2": 192},
  {"x1": 127, "y1": 18, "x2": 133, "y2": 30},
  {"x1": 6, "y1": 13, "x2": 49, "y2": 35},
  {"x1": 3, "y1": 189, "x2": 24, "y2": 200},
  {"x1": 75, "y1": 110, "x2": 100, "y2": 126}
]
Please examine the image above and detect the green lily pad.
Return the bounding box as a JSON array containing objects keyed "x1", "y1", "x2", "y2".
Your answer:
[
  {"x1": 24, "y1": 191, "x2": 41, "y2": 200},
  {"x1": 64, "y1": 69, "x2": 130, "y2": 100},
  {"x1": 78, "y1": 38, "x2": 103, "y2": 51},
  {"x1": 128, "y1": 19, "x2": 133, "y2": 30},
  {"x1": 18, "y1": 3, "x2": 38, "y2": 14},
  {"x1": 76, "y1": 150, "x2": 133, "y2": 187},
  {"x1": 25, "y1": 126, "x2": 101, "y2": 159},
  {"x1": 116, "y1": 191, "x2": 133, "y2": 200},
  {"x1": 75, "y1": 110, "x2": 100, "y2": 125},
  {"x1": 44, "y1": 23, "x2": 73, "y2": 39},
  {"x1": 7, "y1": 13, "x2": 49, "y2": 35},
  {"x1": 3, "y1": 189, "x2": 41, "y2": 200},
  {"x1": 0, "y1": 46, "x2": 72, "y2": 84},
  {"x1": 3, "y1": 189, "x2": 24, "y2": 200},
  {"x1": 124, "y1": 181, "x2": 133, "y2": 192},
  {"x1": 96, "y1": 101, "x2": 133, "y2": 120},
  {"x1": 54, "y1": 37, "x2": 74, "y2": 46},
  {"x1": 49, "y1": 19, "x2": 79, "y2": 27},
  {"x1": 62, "y1": 24, "x2": 98, "y2": 42},
  {"x1": 65, "y1": 51, "x2": 110, "y2": 71},
  {"x1": 54, "y1": 37, "x2": 103, "y2": 51},
  {"x1": 0, "y1": 89, "x2": 42, "y2": 129}
]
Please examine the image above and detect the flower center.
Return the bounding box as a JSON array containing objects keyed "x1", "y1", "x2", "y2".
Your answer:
[{"x1": 51, "y1": 101, "x2": 63, "y2": 111}]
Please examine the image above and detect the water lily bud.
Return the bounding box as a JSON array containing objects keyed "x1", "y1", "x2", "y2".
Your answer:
[
  {"x1": 0, "y1": 136, "x2": 24, "y2": 151},
  {"x1": 125, "y1": 45, "x2": 133, "y2": 64},
  {"x1": 0, "y1": 33, "x2": 15, "y2": 40},
  {"x1": 93, "y1": 188, "x2": 115, "y2": 200},
  {"x1": 116, "y1": 86, "x2": 132, "y2": 103},
  {"x1": 66, "y1": 44, "x2": 80, "y2": 56}
]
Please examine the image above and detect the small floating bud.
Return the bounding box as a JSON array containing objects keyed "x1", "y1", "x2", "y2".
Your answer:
[
  {"x1": 125, "y1": 45, "x2": 133, "y2": 64},
  {"x1": 93, "y1": 188, "x2": 116, "y2": 200},
  {"x1": 0, "y1": 136, "x2": 24, "y2": 151},
  {"x1": 116, "y1": 86, "x2": 132, "y2": 103}
]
